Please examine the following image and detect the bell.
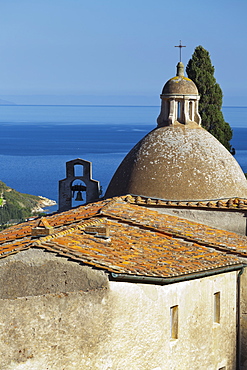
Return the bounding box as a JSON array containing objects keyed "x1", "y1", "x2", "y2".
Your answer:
[{"x1": 75, "y1": 191, "x2": 83, "y2": 201}]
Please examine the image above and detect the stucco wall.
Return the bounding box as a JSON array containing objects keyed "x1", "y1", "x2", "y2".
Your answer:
[
  {"x1": 0, "y1": 249, "x2": 238, "y2": 369},
  {"x1": 151, "y1": 206, "x2": 247, "y2": 235},
  {"x1": 0, "y1": 290, "x2": 111, "y2": 370},
  {"x1": 239, "y1": 268, "x2": 247, "y2": 369},
  {"x1": 0, "y1": 248, "x2": 108, "y2": 299},
  {"x1": 108, "y1": 273, "x2": 237, "y2": 370}
]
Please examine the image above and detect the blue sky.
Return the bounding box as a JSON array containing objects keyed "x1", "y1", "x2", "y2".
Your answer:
[{"x1": 0, "y1": 0, "x2": 246, "y2": 105}]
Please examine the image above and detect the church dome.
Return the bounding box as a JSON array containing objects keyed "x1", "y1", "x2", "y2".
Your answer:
[
  {"x1": 105, "y1": 61, "x2": 247, "y2": 201},
  {"x1": 105, "y1": 126, "x2": 247, "y2": 201}
]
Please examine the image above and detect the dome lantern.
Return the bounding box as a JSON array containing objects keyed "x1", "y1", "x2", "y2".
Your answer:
[{"x1": 157, "y1": 62, "x2": 201, "y2": 127}]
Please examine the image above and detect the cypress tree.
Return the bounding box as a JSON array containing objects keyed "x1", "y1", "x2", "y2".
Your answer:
[{"x1": 186, "y1": 46, "x2": 233, "y2": 152}]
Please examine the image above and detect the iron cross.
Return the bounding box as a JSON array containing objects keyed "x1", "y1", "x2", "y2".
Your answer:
[{"x1": 175, "y1": 41, "x2": 186, "y2": 62}]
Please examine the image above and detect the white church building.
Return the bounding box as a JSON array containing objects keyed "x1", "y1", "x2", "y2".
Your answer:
[{"x1": 1, "y1": 61, "x2": 247, "y2": 369}]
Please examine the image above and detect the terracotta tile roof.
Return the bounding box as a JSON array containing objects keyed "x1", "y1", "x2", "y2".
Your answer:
[
  {"x1": 101, "y1": 197, "x2": 247, "y2": 256},
  {"x1": 0, "y1": 196, "x2": 245, "y2": 278},
  {"x1": 32, "y1": 217, "x2": 240, "y2": 277}
]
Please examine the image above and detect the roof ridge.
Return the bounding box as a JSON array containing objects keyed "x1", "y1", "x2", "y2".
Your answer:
[{"x1": 124, "y1": 194, "x2": 247, "y2": 209}]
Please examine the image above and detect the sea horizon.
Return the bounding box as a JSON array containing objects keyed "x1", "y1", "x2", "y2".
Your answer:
[{"x1": 0, "y1": 103, "x2": 246, "y2": 107}]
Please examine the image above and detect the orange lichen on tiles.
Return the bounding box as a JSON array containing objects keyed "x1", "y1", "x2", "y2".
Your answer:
[
  {"x1": 0, "y1": 196, "x2": 245, "y2": 277},
  {"x1": 28, "y1": 217, "x2": 240, "y2": 277},
  {"x1": 100, "y1": 197, "x2": 247, "y2": 255}
]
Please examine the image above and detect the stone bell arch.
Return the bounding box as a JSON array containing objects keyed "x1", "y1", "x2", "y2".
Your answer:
[{"x1": 59, "y1": 158, "x2": 100, "y2": 211}]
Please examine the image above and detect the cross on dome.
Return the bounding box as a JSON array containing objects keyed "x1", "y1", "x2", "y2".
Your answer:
[{"x1": 175, "y1": 40, "x2": 186, "y2": 62}]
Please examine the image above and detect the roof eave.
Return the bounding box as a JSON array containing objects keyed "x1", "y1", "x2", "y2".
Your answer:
[{"x1": 110, "y1": 264, "x2": 245, "y2": 285}]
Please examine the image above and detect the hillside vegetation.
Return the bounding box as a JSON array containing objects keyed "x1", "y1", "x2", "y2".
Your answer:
[{"x1": 0, "y1": 181, "x2": 44, "y2": 228}]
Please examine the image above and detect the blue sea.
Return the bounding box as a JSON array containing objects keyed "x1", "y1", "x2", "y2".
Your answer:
[{"x1": 0, "y1": 105, "x2": 246, "y2": 211}]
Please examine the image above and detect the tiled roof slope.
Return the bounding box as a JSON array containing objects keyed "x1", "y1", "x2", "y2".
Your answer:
[
  {"x1": 103, "y1": 197, "x2": 247, "y2": 255},
  {"x1": 0, "y1": 196, "x2": 245, "y2": 278}
]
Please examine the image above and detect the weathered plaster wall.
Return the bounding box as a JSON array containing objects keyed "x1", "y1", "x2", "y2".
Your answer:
[
  {"x1": 0, "y1": 248, "x2": 108, "y2": 299},
  {"x1": 151, "y1": 206, "x2": 247, "y2": 235},
  {"x1": 0, "y1": 290, "x2": 112, "y2": 370},
  {"x1": 0, "y1": 248, "x2": 111, "y2": 370},
  {"x1": 239, "y1": 268, "x2": 247, "y2": 369},
  {"x1": 0, "y1": 249, "x2": 237, "y2": 370},
  {"x1": 107, "y1": 273, "x2": 237, "y2": 370}
]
